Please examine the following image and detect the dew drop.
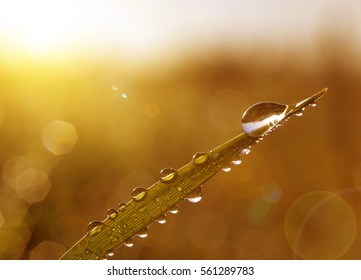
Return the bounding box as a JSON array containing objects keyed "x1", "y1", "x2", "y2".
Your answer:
[
  {"x1": 106, "y1": 208, "x2": 118, "y2": 220},
  {"x1": 222, "y1": 165, "x2": 231, "y2": 172},
  {"x1": 106, "y1": 250, "x2": 114, "y2": 257},
  {"x1": 241, "y1": 101, "x2": 288, "y2": 137},
  {"x1": 157, "y1": 214, "x2": 167, "y2": 224},
  {"x1": 160, "y1": 168, "x2": 177, "y2": 182},
  {"x1": 112, "y1": 85, "x2": 118, "y2": 91},
  {"x1": 231, "y1": 155, "x2": 242, "y2": 165},
  {"x1": 241, "y1": 148, "x2": 251, "y2": 155},
  {"x1": 187, "y1": 187, "x2": 203, "y2": 203},
  {"x1": 86, "y1": 221, "x2": 105, "y2": 237},
  {"x1": 294, "y1": 112, "x2": 303, "y2": 117},
  {"x1": 192, "y1": 152, "x2": 208, "y2": 165},
  {"x1": 118, "y1": 203, "x2": 126, "y2": 212},
  {"x1": 124, "y1": 239, "x2": 134, "y2": 247},
  {"x1": 169, "y1": 205, "x2": 179, "y2": 214},
  {"x1": 137, "y1": 227, "x2": 148, "y2": 238},
  {"x1": 131, "y1": 187, "x2": 147, "y2": 201},
  {"x1": 310, "y1": 103, "x2": 317, "y2": 107},
  {"x1": 120, "y1": 92, "x2": 128, "y2": 99}
]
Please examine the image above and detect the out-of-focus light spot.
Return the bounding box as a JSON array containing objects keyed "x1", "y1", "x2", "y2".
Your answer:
[
  {"x1": 0, "y1": 229, "x2": 27, "y2": 259},
  {"x1": 285, "y1": 191, "x2": 357, "y2": 259},
  {"x1": 15, "y1": 168, "x2": 51, "y2": 203},
  {"x1": 0, "y1": 192, "x2": 29, "y2": 228},
  {"x1": 261, "y1": 182, "x2": 282, "y2": 204},
  {"x1": 3, "y1": 156, "x2": 51, "y2": 203},
  {"x1": 111, "y1": 81, "x2": 132, "y2": 101},
  {"x1": 30, "y1": 240, "x2": 66, "y2": 260},
  {"x1": 42, "y1": 120, "x2": 78, "y2": 155},
  {"x1": 208, "y1": 89, "x2": 249, "y2": 132},
  {"x1": 3, "y1": 156, "x2": 34, "y2": 188},
  {"x1": 247, "y1": 198, "x2": 272, "y2": 224},
  {"x1": 145, "y1": 104, "x2": 160, "y2": 118},
  {"x1": 188, "y1": 211, "x2": 228, "y2": 251}
]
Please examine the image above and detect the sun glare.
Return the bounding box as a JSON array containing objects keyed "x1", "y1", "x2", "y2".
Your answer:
[
  {"x1": 0, "y1": 1, "x2": 83, "y2": 56},
  {"x1": 0, "y1": 1, "x2": 173, "y2": 60}
]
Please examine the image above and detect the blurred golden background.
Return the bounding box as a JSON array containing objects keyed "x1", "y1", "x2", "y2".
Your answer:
[{"x1": 1, "y1": 1, "x2": 361, "y2": 259}]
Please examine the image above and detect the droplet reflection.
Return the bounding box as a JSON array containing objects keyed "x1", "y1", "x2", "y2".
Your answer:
[
  {"x1": 187, "y1": 187, "x2": 203, "y2": 203},
  {"x1": 241, "y1": 102, "x2": 288, "y2": 137},
  {"x1": 131, "y1": 187, "x2": 147, "y2": 201}
]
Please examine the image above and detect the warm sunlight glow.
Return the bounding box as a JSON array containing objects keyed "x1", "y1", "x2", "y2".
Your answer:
[
  {"x1": 2, "y1": 0, "x2": 359, "y2": 60},
  {"x1": 0, "y1": 0, "x2": 168, "y2": 58},
  {"x1": 0, "y1": 1, "x2": 84, "y2": 56}
]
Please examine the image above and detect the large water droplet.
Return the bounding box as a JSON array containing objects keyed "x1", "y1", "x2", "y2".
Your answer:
[
  {"x1": 160, "y1": 168, "x2": 177, "y2": 182},
  {"x1": 106, "y1": 208, "x2": 118, "y2": 220},
  {"x1": 187, "y1": 187, "x2": 203, "y2": 203},
  {"x1": 131, "y1": 187, "x2": 147, "y2": 201},
  {"x1": 192, "y1": 152, "x2": 208, "y2": 165},
  {"x1": 124, "y1": 239, "x2": 134, "y2": 247},
  {"x1": 157, "y1": 214, "x2": 167, "y2": 224},
  {"x1": 86, "y1": 221, "x2": 105, "y2": 237},
  {"x1": 137, "y1": 227, "x2": 148, "y2": 238},
  {"x1": 169, "y1": 205, "x2": 179, "y2": 214},
  {"x1": 241, "y1": 102, "x2": 288, "y2": 137}
]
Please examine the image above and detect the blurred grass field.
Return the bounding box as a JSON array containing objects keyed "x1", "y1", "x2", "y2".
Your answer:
[{"x1": 1, "y1": 1, "x2": 361, "y2": 260}]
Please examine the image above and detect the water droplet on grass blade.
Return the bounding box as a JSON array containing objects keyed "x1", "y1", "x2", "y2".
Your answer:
[
  {"x1": 241, "y1": 148, "x2": 251, "y2": 155},
  {"x1": 106, "y1": 208, "x2": 118, "y2": 220},
  {"x1": 169, "y1": 205, "x2": 179, "y2": 214},
  {"x1": 124, "y1": 239, "x2": 134, "y2": 247},
  {"x1": 160, "y1": 168, "x2": 177, "y2": 182},
  {"x1": 294, "y1": 112, "x2": 303, "y2": 117},
  {"x1": 137, "y1": 228, "x2": 148, "y2": 238},
  {"x1": 192, "y1": 152, "x2": 208, "y2": 165},
  {"x1": 157, "y1": 214, "x2": 167, "y2": 224},
  {"x1": 106, "y1": 250, "x2": 114, "y2": 257},
  {"x1": 118, "y1": 203, "x2": 126, "y2": 211},
  {"x1": 131, "y1": 187, "x2": 147, "y2": 201},
  {"x1": 222, "y1": 165, "x2": 231, "y2": 172},
  {"x1": 241, "y1": 102, "x2": 288, "y2": 137},
  {"x1": 187, "y1": 187, "x2": 203, "y2": 203},
  {"x1": 86, "y1": 221, "x2": 105, "y2": 237},
  {"x1": 231, "y1": 155, "x2": 242, "y2": 165}
]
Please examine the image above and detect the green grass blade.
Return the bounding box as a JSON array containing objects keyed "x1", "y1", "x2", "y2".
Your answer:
[{"x1": 60, "y1": 88, "x2": 327, "y2": 260}]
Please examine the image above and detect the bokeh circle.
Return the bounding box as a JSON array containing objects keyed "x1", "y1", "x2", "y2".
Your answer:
[{"x1": 285, "y1": 191, "x2": 356, "y2": 259}]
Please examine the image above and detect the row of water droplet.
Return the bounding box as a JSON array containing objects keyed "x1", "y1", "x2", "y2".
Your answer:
[
  {"x1": 84, "y1": 143, "x2": 253, "y2": 257},
  {"x1": 85, "y1": 97, "x2": 320, "y2": 258},
  {"x1": 86, "y1": 99, "x2": 307, "y2": 257}
]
